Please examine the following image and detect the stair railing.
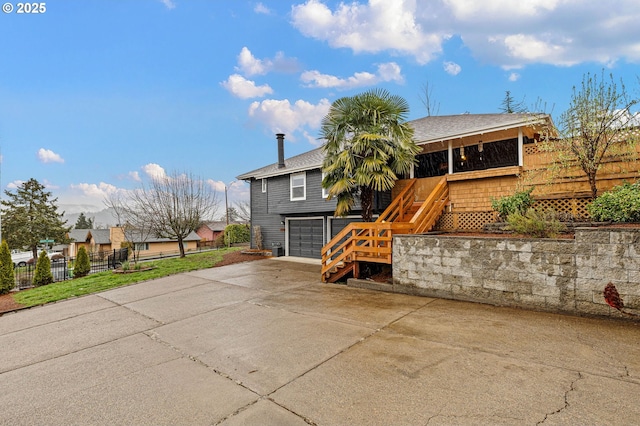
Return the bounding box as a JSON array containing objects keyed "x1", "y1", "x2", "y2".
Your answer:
[{"x1": 409, "y1": 176, "x2": 449, "y2": 234}]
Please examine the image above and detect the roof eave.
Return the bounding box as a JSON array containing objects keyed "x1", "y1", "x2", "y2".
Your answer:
[
  {"x1": 237, "y1": 163, "x2": 323, "y2": 180},
  {"x1": 416, "y1": 116, "x2": 552, "y2": 145}
]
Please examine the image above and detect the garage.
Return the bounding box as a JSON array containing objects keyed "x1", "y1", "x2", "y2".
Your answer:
[{"x1": 288, "y1": 218, "x2": 324, "y2": 259}]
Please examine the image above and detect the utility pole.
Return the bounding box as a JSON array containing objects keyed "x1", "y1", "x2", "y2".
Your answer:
[{"x1": 224, "y1": 180, "x2": 236, "y2": 248}]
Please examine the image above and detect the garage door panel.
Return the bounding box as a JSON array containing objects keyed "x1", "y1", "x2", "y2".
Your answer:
[{"x1": 289, "y1": 219, "x2": 324, "y2": 259}]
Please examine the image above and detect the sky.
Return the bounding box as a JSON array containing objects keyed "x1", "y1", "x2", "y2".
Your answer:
[{"x1": 1, "y1": 0, "x2": 639, "y2": 220}]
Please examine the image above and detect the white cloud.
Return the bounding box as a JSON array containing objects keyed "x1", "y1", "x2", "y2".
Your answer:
[
  {"x1": 236, "y1": 47, "x2": 299, "y2": 76},
  {"x1": 159, "y1": 0, "x2": 175, "y2": 9},
  {"x1": 221, "y1": 74, "x2": 274, "y2": 99},
  {"x1": 301, "y1": 62, "x2": 403, "y2": 89},
  {"x1": 237, "y1": 47, "x2": 269, "y2": 76},
  {"x1": 142, "y1": 163, "x2": 167, "y2": 181},
  {"x1": 254, "y1": 2, "x2": 271, "y2": 14},
  {"x1": 207, "y1": 179, "x2": 226, "y2": 192},
  {"x1": 248, "y1": 98, "x2": 331, "y2": 138},
  {"x1": 37, "y1": 148, "x2": 64, "y2": 164},
  {"x1": 445, "y1": 0, "x2": 559, "y2": 21},
  {"x1": 443, "y1": 61, "x2": 461, "y2": 75},
  {"x1": 291, "y1": 0, "x2": 448, "y2": 64},
  {"x1": 291, "y1": 0, "x2": 640, "y2": 69},
  {"x1": 509, "y1": 72, "x2": 521, "y2": 82},
  {"x1": 71, "y1": 182, "x2": 119, "y2": 199},
  {"x1": 503, "y1": 34, "x2": 570, "y2": 64},
  {"x1": 6, "y1": 180, "x2": 25, "y2": 189},
  {"x1": 128, "y1": 171, "x2": 141, "y2": 182}
]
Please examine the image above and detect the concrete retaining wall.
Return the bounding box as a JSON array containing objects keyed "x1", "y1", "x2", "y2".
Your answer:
[{"x1": 390, "y1": 228, "x2": 640, "y2": 320}]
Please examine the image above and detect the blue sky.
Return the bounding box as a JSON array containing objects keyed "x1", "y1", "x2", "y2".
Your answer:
[{"x1": 1, "y1": 0, "x2": 639, "y2": 218}]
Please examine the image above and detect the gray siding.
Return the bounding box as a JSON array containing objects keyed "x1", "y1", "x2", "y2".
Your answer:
[
  {"x1": 267, "y1": 170, "x2": 337, "y2": 215},
  {"x1": 246, "y1": 168, "x2": 393, "y2": 252},
  {"x1": 249, "y1": 178, "x2": 285, "y2": 250}
]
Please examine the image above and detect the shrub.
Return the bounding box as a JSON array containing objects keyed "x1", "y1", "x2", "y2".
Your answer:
[
  {"x1": 587, "y1": 181, "x2": 640, "y2": 222},
  {"x1": 225, "y1": 224, "x2": 250, "y2": 245},
  {"x1": 74, "y1": 246, "x2": 91, "y2": 278},
  {"x1": 214, "y1": 232, "x2": 226, "y2": 248},
  {"x1": 32, "y1": 251, "x2": 53, "y2": 287},
  {"x1": 491, "y1": 187, "x2": 535, "y2": 221},
  {"x1": 0, "y1": 240, "x2": 15, "y2": 294},
  {"x1": 507, "y1": 208, "x2": 566, "y2": 238}
]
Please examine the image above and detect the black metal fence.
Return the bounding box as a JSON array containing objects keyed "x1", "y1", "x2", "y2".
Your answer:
[{"x1": 13, "y1": 248, "x2": 129, "y2": 290}]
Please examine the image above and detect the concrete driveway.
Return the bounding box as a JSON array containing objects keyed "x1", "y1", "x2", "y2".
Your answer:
[{"x1": 0, "y1": 258, "x2": 638, "y2": 425}]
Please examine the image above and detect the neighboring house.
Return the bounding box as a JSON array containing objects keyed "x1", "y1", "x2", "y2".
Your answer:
[
  {"x1": 238, "y1": 113, "x2": 640, "y2": 263},
  {"x1": 236, "y1": 134, "x2": 390, "y2": 259},
  {"x1": 109, "y1": 227, "x2": 202, "y2": 256},
  {"x1": 68, "y1": 227, "x2": 202, "y2": 258},
  {"x1": 196, "y1": 220, "x2": 242, "y2": 244},
  {"x1": 68, "y1": 229, "x2": 112, "y2": 257}
]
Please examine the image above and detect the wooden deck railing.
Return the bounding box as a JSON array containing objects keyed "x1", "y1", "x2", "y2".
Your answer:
[
  {"x1": 375, "y1": 180, "x2": 416, "y2": 223},
  {"x1": 321, "y1": 177, "x2": 448, "y2": 283}
]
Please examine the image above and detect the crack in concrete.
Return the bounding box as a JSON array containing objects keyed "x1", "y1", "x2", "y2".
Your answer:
[{"x1": 537, "y1": 371, "x2": 583, "y2": 425}]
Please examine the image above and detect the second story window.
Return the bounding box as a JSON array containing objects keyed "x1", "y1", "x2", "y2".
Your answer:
[
  {"x1": 261, "y1": 178, "x2": 267, "y2": 193},
  {"x1": 322, "y1": 172, "x2": 330, "y2": 199},
  {"x1": 290, "y1": 172, "x2": 306, "y2": 201}
]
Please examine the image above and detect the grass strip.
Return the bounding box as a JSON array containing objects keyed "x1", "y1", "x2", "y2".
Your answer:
[{"x1": 12, "y1": 247, "x2": 242, "y2": 308}]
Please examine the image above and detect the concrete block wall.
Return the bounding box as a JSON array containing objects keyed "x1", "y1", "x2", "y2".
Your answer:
[{"x1": 392, "y1": 228, "x2": 640, "y2": 320}]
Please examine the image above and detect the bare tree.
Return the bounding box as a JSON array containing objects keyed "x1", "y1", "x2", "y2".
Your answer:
[
  {"x1": 418, "y1": 82, "x2": 440, "y2": 116},
  {"x1": 108, "y1": 171, "x2": 219, "y2": 258},
  {"x1": 541, "y1": 71, "x2": 639, "y2": 198},
  {"x1": 105, "y1": 192, "x2": 155, "y2": 264},
  {"x1": 233, "y1": 200, "x2": 251, "y2": 223}
]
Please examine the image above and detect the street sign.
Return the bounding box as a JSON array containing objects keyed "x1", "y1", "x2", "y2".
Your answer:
[{"x1": 39, "y1": 239, "x2": 54, "y2": 244}]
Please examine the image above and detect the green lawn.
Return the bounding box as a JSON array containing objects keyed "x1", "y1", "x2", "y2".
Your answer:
[{"x1": 12, "y1": 247, "x2": 244, "y2": 308}]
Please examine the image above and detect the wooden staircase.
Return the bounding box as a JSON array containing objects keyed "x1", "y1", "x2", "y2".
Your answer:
[{"x1": 321, "y1": 177, "x2": 449, "y2": 283}]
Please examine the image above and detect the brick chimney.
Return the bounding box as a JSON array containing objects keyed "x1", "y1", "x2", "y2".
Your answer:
[{"x1": 276, "y1": 133, "x2": 285, "y2": 168}]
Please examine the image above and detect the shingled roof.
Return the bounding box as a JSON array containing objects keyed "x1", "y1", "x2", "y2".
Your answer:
[
  {"x1": 410, "y1": 113, "x2": 551, "y2": 144},
  {"x1": 236, "y1": 113, "x2": 553, "y2": 180},
  {"x1": 236, "y1": 147, "x2": 325, "y2": 180}
]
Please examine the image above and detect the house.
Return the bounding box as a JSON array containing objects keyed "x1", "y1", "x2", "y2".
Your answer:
[
  {"x1": 68, "y1": 227, "x2": 202, "y2": 258},
  {"x1": 68, "y1": 229, "x2": 112, "y2": 257},
  {"x1": 238, "y1": 113, "x2": 640, "y2": 280},
  {"x1": 196, "y1": 221, "x2": 227, "y2": 244},
  {"x1": 196, "y1": 220, "x2": 247, "y2": 246},
  {"x1": 236, "y1": 134, "x2": 390, "y2": 259}
]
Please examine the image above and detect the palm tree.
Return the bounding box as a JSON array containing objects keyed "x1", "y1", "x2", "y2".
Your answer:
[{"x1": 321, "y1": 88, "x2": 420, "y2": 222}]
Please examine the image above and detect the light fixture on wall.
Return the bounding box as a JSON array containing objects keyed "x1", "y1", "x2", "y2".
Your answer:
[
  {"x1": 460, "y1": 145, "x2": 466, "y2": 161},
  {"x1": 478, "y1": 140, "x2": 483, "y2": 153}
]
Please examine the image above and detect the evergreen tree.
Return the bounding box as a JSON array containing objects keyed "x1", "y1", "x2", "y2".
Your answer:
[
  {"x1": 1, "y1": 178, "x2": 70, "y2": 259},
  {"x1": 74, "y1": 213, "x2": 94, "y2": 229},
  {"x1": 0, "y1": 240, "x2": 15, "y2": 294},
  {"x1": 32, "y1": 251, "x2": 53, "y2": 287},
  {"x1": 499, "y1": 91, "x2": 527, "y2": 113},
  {"x1": 74, "y1": 246, "x2": 91, "y2": 278}
]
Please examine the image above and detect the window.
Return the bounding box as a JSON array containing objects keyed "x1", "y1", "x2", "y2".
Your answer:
[
  {"x1": 322, "y1": 173, "x2": 330, "y2": 199},
  {"x1": 415, "y1": 150, "x2": 449, "y2": 178},
  {"x1": 134, "y1": 242, "x2": 149, "y2": 251},
  {"x1": 261, "y1": 178, "x2": 267, "y2": 193},
  {"x1": 290, "y1": 172, "x2": 306, "y2": 201},
  {"x1": 453, "y1": 138, "x2": 518, "y2": 173}
]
